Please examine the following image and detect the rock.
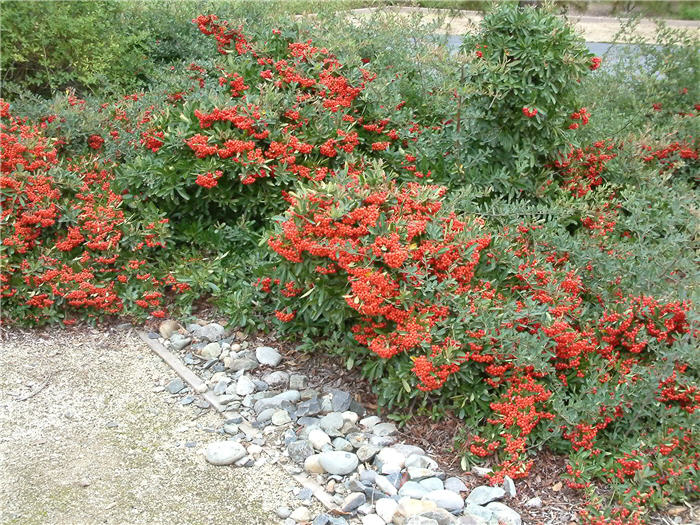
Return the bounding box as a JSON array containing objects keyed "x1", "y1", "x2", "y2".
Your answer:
[
  {"x1": 313, "y1": 515, "x2": 349, "y2": 525},
  {"x1": 341, "y1": 411, "x2": 359, "y2": 424},
  {"x1": 252, "y1": 378, "x2": 268, "y2": 391},
  {"x1": 331, "y1": 389, "x2": 352, "y2": 412},
  {"x1": 466, "y1": 486, "x2": 504, "y2": 506},
  {"x1": 361, "y1": 515, "x2": 385, "y2": 525},
  {"x1": 318, "y1": 451, "x2": 359, "y2": 475},
  {"x1": 223, "y1": 423, "x2": 239, "y2": 435},
  {"x1": 463, "y1": 503, "x2": 494, "y2": 523},
  {"x1": 397, "y1": 497, "x2": 438, "y2": 517},
  {"x1": 374, "y1": 447, "x2": 406, "y2": 474},
  {"x1": 194, "y1": 383, "x2": 207, "y2": 394},
  {"x1": 290, "y1": 506, "x2": 311, "y2": 522},
  {"x1": 360, "y1": 470, "x2": 378, "y2": 484},
  {"x1": 297, "y1": 416, "x2": 321, "y2": 427},
  {"x1": 247, "y1": 444, "x2": 262, "y2": 456},
  {"x1": 236, "y1": 375, "x2": 256, "y2": 396},
  {"x1": 277, "y1": 506, "x2": 292, "y2": 518},
  {"x1": 254, "y1": 390, "x2": 300, "y2": 413},
  {"x1": 369, "y1": 435, "x2": 395, "y2": 448},
  {"x1": 309, "y1": 428, "x2": 332, "y2": 450},
  {"x1": 399, "y1": 481, "x2": 429, "y2": 499},
  {"x1": 424, "y1": 490, "x2": 464, "y2": 513},
  {"x1": 357, "y1": 444, "x2": 381, "y2": 463},
  {"x1": 170, "y1": 333, "x2": 191, "y2": 351},
  {"x1": 375, "y1": 475, "x2": 398, "y2": 496},
  {"x1": 502, "y1": 476, "x2": 516, "y2": 498},
  {"x1": 405, "y1": 454, "x2": 439, "y2": 470},
  {"x1": 257, "y1": 407, "x2": 276, "y2": 423},
  {"x1": 205, "y1": 441, "x2": 246, "y2": 465},
  {"x1": 288, "y1": 440, "x2": 314, "y2": 464},
  {"x1": 255, "y1": 346, "x2": 282, "y2": 366},
  {"x1": 159, "y1": 320, "x2": 179, "y2": 339},
  {"x1": 289, "y1": 373, "x2": 308, "y2": 390},
  {"x1": 359, "y1": 415, "x2": 381, "y2": 429},
  {"x1": 239, "y1": 421, "x2": 261, "y2": 439},
  {"x1": 263, "y1": 371, "x2": 289, "y2": 388},
  {"x1": 194, "y1": 323, "x2": 225, "y2": 342},
  {"x1": 228, "y1": 357, "x2": 258, "y2": 372},
  {"x1": 166, "y1": 378, "x2": 186, "y2": 394},
  {"x1": 342, "y1": 492, "x2": 367, "y2": 512},
  {"x1": 271, "y1": 409, "x2": 292, "y2": 426},
  {"x1": 372, "y1": 422, "x2": 397, "y2": 437},
  {"x1": 484, "y1": 502, "x2": 521, "y2": 525},
  {"x1": 407, "y1": 468, "x2": 443, "y2": 481},
  {"x1": 297, "y1": 397, "x2": 322, "y2": 417},
  {"x1": 444, "y1": 477, "x2": 467, "y2": 493},
  {"x1": 347, "y1": 432, "x2": 367, "y2": 449},
  {"x1": 392, "y1": 444, "x2": 426, "y2": 457},
  {"x1": 471, "y1": 466, "x2": 492, "y2": 478},
  {"x1": 456, "y1": 516, "x2": 488, "y2": 525},
  {"x1": 406, "y1": 517, "x2": 439, "y2": 525},
  {"x1": 333, "y1": 437, "x2": 353, "y2": 452},
  {"x1": 217, "y1": 395, "x2": 237, "y2": 406},
  {"x1": 199, "y1": 342, "x2": 221, "y2": 359},
  {"x1": 213, "y1": 379, "x2": 229, "y2": 395},
  {"x1": 416, "y1": 509, "x2": 459, "y2": 525},
  {"x1": 320, "y1": 412, "x2": 344, "y2": 434},
  {"x1": 375, "y1": 498, "x2": 399, "y2": 523},
  {"x1": 419, "y1": 478, "x2": 444, "y2": 491},
  {"x1": 524, "y1": 496, "x2": 542, "y2": 508},
  {"x1": 304, "y1": 454, "x2": 325, "y2": 474}
]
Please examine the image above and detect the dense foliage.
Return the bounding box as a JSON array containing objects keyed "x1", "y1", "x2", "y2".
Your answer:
[{"x1": 1, "y1": 3, "x2": 698, "y2": 523}]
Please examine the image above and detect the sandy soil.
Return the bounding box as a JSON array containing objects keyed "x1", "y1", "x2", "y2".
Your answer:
[{"x1": 0, "y1": 326, "x2": 319, "y2": 525}]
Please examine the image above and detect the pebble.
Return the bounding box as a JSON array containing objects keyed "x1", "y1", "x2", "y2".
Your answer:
[
  {"x1": 399, "y1": 481, "x2": 429, "y2": 499},
  {"x1": 288, "y1": 440, "x2": 314, "y2": 464},
  {"x1": 289, "y1": 373, "x2": 308, "y2": 390},
  {"x1": 471, "y1": 466, "x2": 492, "y2": 478},
  {"x1": 331, "y1": 389, "x2": 352, "y2": 411},
  {"x1": 276, "y1": 506, "x2": 292, "y2": 518},
  {"x1": 405, "y1": 454, "x2": 438, "y2": 470},
  {"x1": 205, "y1": 441, "x2": 246, "y2": 465},
  {"x1": 419, "y1": 477, "x2": 444, "y2": 491},
  {"x1": 309, "y1": 428, "x2": 332, "y2": 450},
  {"x1": 372, "y1": 422, "x2": 397, "y2": 437},
  {"x1": 304, "y1": 454, "x2": 325, "y2": 474},
  {"x1": 466, "y1": 485, "x2": 505, "y2": 506},
  {"x1": 255, "y1": 346, "x2": 282, "y2": 366},
  {"x1": 170, "y1": 333, "x2": 191, "y2": 351},
  {"x1": 397, "y1": 498, "x2": 437, "y2": 517},
  {"x1": 374, "y1": 474, "x2": 398, "y2": 496},
  {"x1": 357, "y1": 444, "x2": 381, "y2": 463},
  {"x1": 342, "y1": 492, "x2": 366, "y2": 512},
  {"x1": 359, "y1": 415, "x2": 381, "y2": 429},
  {"x1": 297, "y1": 397, "x2": 322, "y2": 417},
  {"x1": 200, "y1": 342, "x2": 221, "y2": 360},
  {"x1": 361, "y1": 515, "x2": 385, "y2": 525},
  {"x1": 263, "y1": 370, "x2": 289, "y2": 388},
  {"x1": 320, "y1": 412, "x2": 344, "y2": 433},
  {"x1": 318, "y1": 451, "x2": 359, "y2": 475},
  {"x1": 254, "y1": 390, "x2": 300, "y2": 413},
  {"x1": 374, "y1": 447, "x2": 405, "y2": 473},
  {"x1": 271, "y1": 409, "x2": 292, "y2": 426},
  {"x1": 525, "y1": 496, "x2": 542, "y2": 508},
  {"x1": 333, "y1": 437, "x2": 353, "y2": 452},
  {"x1": 503, "y1": 476, "x2": 516, "y2": 498}
]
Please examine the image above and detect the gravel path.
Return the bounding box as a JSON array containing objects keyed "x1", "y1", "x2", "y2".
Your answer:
[{"x1": 0, "y1": 326, "x2": 316, "y2": 525}]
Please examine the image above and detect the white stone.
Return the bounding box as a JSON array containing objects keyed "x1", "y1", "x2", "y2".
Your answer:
[
  {"x1": 374, "y1": 447, "x2": 406, "y2": 474},
  {"x1": 375, "y1": 475, "x2": 398, "y2": 496},
  {"x1": 361, "y1": 514, "x2": 385, "y2": 525},
  {"x1": 308, "y1": 428, "x2": 331, "y2": 450},
  {"x1": 466, "y1": 485, "x2": 505, "y2": 506},
  {"x1": 318, "y1": 451, "x2": 359, "y2": 475},
  {"x1": 359, "y1": 415, "x2": 381, "y2": 429},
  {"x1": 444, "y1": 477, "x2": 467, "y2": 493},
  {"x1": 524, "y1": 496, "x2": 542, "y2": 508},
  {"x1": 271, "y1": 409, "x2": 292, "y2": 426},
  {"x1": 485, "y1": 502, "x2": 521, "y2": 525},
  {"x1": 236, "y1": 375, "x2": 256, "y2": 396},
  {"x1": 503, "y1": 475, "x2": 516, "y2": 498},
  {"x1": 255, "y1": 346, "x2": 282, "y2": 366},
  {"x1": 375, "y1": 498, "x2": 398, "y2": 523},
  {"x1": 304, "y1": 454, "x2": 325, "y2": 474},
  {"x1": 205, "y1": 441, "x2": 246, "y2": 465},
  {"x1": 397, "y1": 497, "x2": 437, "y2": 517},
  {"x1": 342, "y1": 411, "x2": 359, "y2": 424},
  {"x1": 424, "y1": 489, "x2": 464, "y2": 512},
  {"x1": 290, "y1": 506, "x2": 311, "y2": 522},
  {"x1": 200, "y1": 342, "x2": 221, "y2": 359}
]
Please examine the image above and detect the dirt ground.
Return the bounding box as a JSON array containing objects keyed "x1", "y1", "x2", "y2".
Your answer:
[
  {"x1": 349, "y1": 7, "x2": 700, "y2": 42},
  {"x1": 0, "y1": 326, "x2": 319, "y2": 525}
]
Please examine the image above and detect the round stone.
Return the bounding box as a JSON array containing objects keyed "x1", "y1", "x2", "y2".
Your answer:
[
  {"x1": 205, "y1": 441, "x2": 246, "y2": 465},
  {"x1": 424, "y1": 489, "x2": 464, "y2": 512},
  {"x1": 236, "y1": 375, "x2": 256, "y2": 396},
  {"x1": 318, "y1": 451, "x2": 359, "y2": 475},
  {"x1": 289, "y1": 506, "x2": 311, "y2": 522},
  {"x1": 485, "y1": 502, "x2": 522, "y2": 525},
  {"x1": 466, "y1": 485, "x2": 505, "y2": 506},
  {"x1": 255, "y1": 346, "x2": 282, "y2": 366},
  {"x1": 419, "y1": 477, "x2": 444, "y2": 491},
  {"x1": 376, "y1": 497, "x2": 398, "y2": 522},
  {"x1": 361, "y1": 514, "x2": 385, "y2": 525},
  {"x1": 304, "y1": 454, "x2": 324, "y2": 474},
  {"x1": 398, "y1": 481, "x2": 429, "y2": 499},
  {"x1": 271, "y1": 409, "x2": 292, "y2": 426},
  {"x1": 308, "y1": 428, "x2": 331, "y2": 450},
  {"x1": 444, "y1": 477, "x2": 467, "y2": 493}
]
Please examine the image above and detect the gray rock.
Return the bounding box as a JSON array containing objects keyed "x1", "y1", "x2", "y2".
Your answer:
[
  {"x1": 331, "y1": 389, "x2": 352, "y2": 412},
  {"x1": 471, "y1": 466, "x2": 492, "y2": 478},
  {"x1": 416, "y1": 509, "x2": 459, "y2": 525},
  {"x1": 524, "y1": 496, "x2": 542, "y2": 508},
  {"x1": 194, "y1": 323, "x2": 225, "y2": 342},
  {"x1": 312, "y1": 514, "x2": 349, "y2": 525},
  {"x1": 255, "y1": 346, "x2": 281, "y2": 366},
  {"x1": 424, "y1": 490, "x2": 464, "y2": 512},
  {"x1": 297, "y1": 416, "x2": 321, "y2": 427},
  {"x1": 252, "y1": 379, "x2": 268, "y2": 391},
  {"x1": 297, "y1": 488, "x2": 313, "y2": 501},
  {"x1": 236, "y1": 375, "x2": 256, "y2": 396},
  {"x1": 375, "y1": 474, "x2": 398, "y2": 496},
  {"x1": 357, "y1": 444, "x2": 381, "y2": 463},
  {"x1": 289, "y1": 373, "x2": 308, "y2": 390},
  {"x1": 180, "y1": 395, "x2": 194, "y2": 405},
  {"x1": 463, "y1": 503, "x2": 494, "y2": 522},
  {"x1": 288, "y1": 439, "x2": 314, "y2": 464},
  {"x1": 405, "y1": 454, "x2": 439, "y2": 470},
  {"x1": 369, "y1": 435, "x2": 395, "y2": 448},
  {"x1": 217, "y1": 395, "x2": 237, "y2": 406},
  {"x1": 297, "y1": 397, "x2": 322, "y2": 417},
  {"x1": 484, "y1": 502, "x2": 521, "y2": 525},
  {"x1": 276, "y1": 506, "x2": 292, "y2": 518},
  {"x1": 228, "y1": 357, "x2": 258, "y2": 372},
  {"x1": 223, "y1": 423, "x2": 239, "y2": 435},
  {"x1": 318, "y1": 451, "x2": 359, "y2": 475},
  {"x1": 170, "y1": 333, "x2": 191, "y2": 351},
  {"x1": 407, "y1": 467, "x2": 444, "y2": 481},
  {"x1": 374, "y1": 447, "x2": 406, "y2": 474},
  {"x1": 213, "y1": 380, "x2": 229, "y2": 395},
  {"x1": 333, "y1": 437, "x2": 353, "y2": 452},
  {"x1": 420, "y1": 477, "x2": 444, "y2": 491},
  {"x1": 166, "y1": 378, "x2": 186, "y2": 394},
  {"x1": 503, "y1": 476, "x2": 516, "y2": 498},
  {"x1": 359, "y1": 415, "x2": 381, "y2": 429},
  {"x1": 444, "y1": 477, "x2": 467, "y2": 493},
  {"x1": 254, "y1": 390, "x2": 300, "y2": 413},
  {"x1": 466, "y1": 486, "x2": 504, "y2": 506},
  {"x1": 199, "y1": 342, "x2": 221, "y2": 360},
  {"x1": 346, "y1": 432, "x2": 367, "y2": 449},
  {"x1": 205, "y1": 441, "x2": 246, "y2": 465},
  {"x1": 320, "y1": 412, "x2": 344, "y2": 433},
  {"x1": 372, "y1": 422, "x2": 397, "y2": 437},
  {"x1": 257, "y1": 407, "x2": 276, "y2": 423},
  {"x1": 405, "y1": 517, "x2": 439, "y2": 525},
  {"x1": 263, "y1": 370, "x2": 289, "y2": 388},
  {"x1": 359, "y1": 470, "x2": 377, "y2": 484},
  {"x1": 342, "y1": 492, "x2": 366, "y2": 512},
  {"x1": 398, "y1": 481, "x2": 429, "y2": 499}
]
